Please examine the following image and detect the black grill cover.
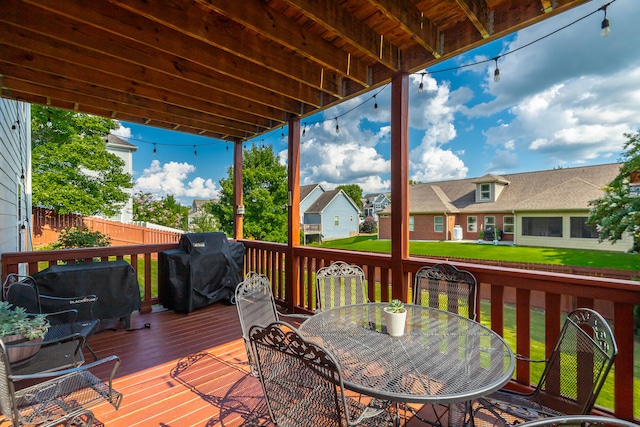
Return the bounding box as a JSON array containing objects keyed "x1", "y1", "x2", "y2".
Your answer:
[
  {"x1": 159, "y1": 232, "x2": 245, "y2": 313},
  {"x1": 31, "y1": 260, "x2": 142, "y2": 326}
]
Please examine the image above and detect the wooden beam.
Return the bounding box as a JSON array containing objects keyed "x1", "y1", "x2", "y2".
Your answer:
[
  {"x1": 390, "y1": 71, "x2": 409, "y2": 303},
  {"x1": 0, "y1": 69, "x2": 259, "y2": 139},
  {"x1": 0, "y1": 45, "x2": 284, "y2": 130},
  {"x1": 0, "y1": 8, "x2": 309, "y2": 119},
  {"x1": 104, "y1": 0, "x2": 344, "y2": 97},
  {"x1": 455, "y1": 0, "x2": 491, "y2": 38},
  {"x1": 281, "y1": 0, "x2": 401, "y2": 72},
  {"x1": 198, "y1": 0, "x2": 370, "y2": 87},
  {"x1": 19, "y1": 0, "x2": 339, "y2": 102},
  {"x1": 368, "y1": 0, "x2": 441, "y2": 57}
]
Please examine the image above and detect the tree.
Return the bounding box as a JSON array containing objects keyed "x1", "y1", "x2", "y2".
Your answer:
[
  {"x1": 208, "y1": 144, "x2": 288, "y2": 242},
  {"x1": 336, "y1": 184, "x2": 363, "y2": 209},
  {"x1": 133, "y1": 192, "x2": 189, "y2": 230},
  {"x1": 190, "y1": 201, "x2": 219, "y2": 232},
  {"x1": 31, "y1": 106, "x2": 133, "y2": 216},
  {"x1": 588, "y1": 132, "x2": 640, "y2": 252}
]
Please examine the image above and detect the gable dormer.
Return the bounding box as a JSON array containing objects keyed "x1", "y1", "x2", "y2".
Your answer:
[{"x1": 471, "y1": 174, "x2": 510, "y2": 203}]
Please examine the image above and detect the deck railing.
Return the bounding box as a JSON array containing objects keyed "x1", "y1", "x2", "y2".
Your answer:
[{"x1": 2, "y1": 240, "x2": 639, "y2": 422}]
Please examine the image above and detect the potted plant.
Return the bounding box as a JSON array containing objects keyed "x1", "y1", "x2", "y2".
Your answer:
[
  {"x1": 478, "y1": 229, "x2": 485, "y2": 244},
  {"x1": 383, "y1": 299, "x2": 407, "y2": 336},
  {"x1": 0, "y1": 301, "x2": 50, "y2": 368}
]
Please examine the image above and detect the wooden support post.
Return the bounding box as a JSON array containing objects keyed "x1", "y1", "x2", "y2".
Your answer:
[
  {"x1": 390, "y1": 71, "x2": 410, "y2": 302},
  {"x1": 233, "y1": 140, "x2": 243, "y2": 240},
  {"x1": 286, "y1": 117, "x2": 301, "y2": 312}
]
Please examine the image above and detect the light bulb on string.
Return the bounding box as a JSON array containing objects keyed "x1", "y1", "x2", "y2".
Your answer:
[
  {"x1": 302, "y1": 124, "x2": 306, "y2": 137},
  {"x1": 373, "y1": 95, "x2": 378, "y2": 112},
  {"x1": 193, "y1": 145, "x2": 197, "y2": 157},
  {"x1": 418, "y1": 73, "x2": 425, "y2": 94},
  {"x1": 600, "y1": 5, "x2": 611, "y2": 37},
  {"x1": 226, "y1": 143, "x2": 229, "y2": 152},
  {"x1": 335, "y1": 118, "x2": 340, "y2": 134},
  {"x1": 153, "y1": 143, "x2": 157, "y2": 156},
  {"x1": 493, "y1": 57, "x2": 501, "y2": 82}
]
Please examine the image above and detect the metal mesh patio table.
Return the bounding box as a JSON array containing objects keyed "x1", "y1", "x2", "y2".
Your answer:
[{"x1": 299, "y1": 303, "x2": 515, "y2": 404}]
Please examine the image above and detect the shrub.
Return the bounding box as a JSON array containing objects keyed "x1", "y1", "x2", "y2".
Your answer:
[
  {"x1": 53, "y1": 226, "x2": 111, "y2": 249},
  {"x1": 360, "y1": 216, "x2": 377, "y2": 234}
]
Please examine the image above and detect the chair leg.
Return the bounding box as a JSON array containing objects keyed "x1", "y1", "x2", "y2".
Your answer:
[{"x1": 86, "y1": 343, "x2": 99, "y2": 361}]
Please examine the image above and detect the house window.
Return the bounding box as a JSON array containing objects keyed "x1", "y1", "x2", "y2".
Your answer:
[
  {"x1": 522, "y1": 217, "x2": 562, "y2": 237},
  {"x1": 409, "y1": 216, "x2": 414, "y2": 232},
  {"x1": 467, "y1": 216, "x2": 477, "y2": 232},
  {"x1": 484, "y1": 216, "x2": 495, "y2": 229},
  {"x1": 570, "y1": 217, "x2": 599, "y2": 239},
  {"x1": 480, "y1": 183, "x2": 491, "y2": 200},
  {"x1": 503, "y1": 216, "x2": 514, "y2": 233},
  {"x1": 434, "y1": 216, "x2": 443, "y2": 232},
  {"x1": 334, "y1": 216, "x2": 340, "y2": 226}
]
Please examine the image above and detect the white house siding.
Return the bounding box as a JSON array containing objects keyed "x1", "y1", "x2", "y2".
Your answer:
[
  {"x1": 106, "y1": 144, "x2": 135, "y2": 223},
  {"x1": 515, "y1": 212, "x2": 633, "y2": 252},
  {"x1": 0, "y1": 99, "x2": 31, "y2": 264}
]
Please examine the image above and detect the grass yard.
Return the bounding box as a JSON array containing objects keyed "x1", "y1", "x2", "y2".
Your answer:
[{"x1": 314, "y1": 235, "x2": 639, "y2": 271}]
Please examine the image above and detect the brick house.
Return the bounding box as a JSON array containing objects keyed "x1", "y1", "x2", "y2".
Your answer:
[{"x1": 378, "y1": 163, "x2": 634, "y2": 252}]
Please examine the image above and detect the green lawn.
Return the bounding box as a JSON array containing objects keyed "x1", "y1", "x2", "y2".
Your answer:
[{"x1": 314, "y1": 235, "x2": 639, "y2": 271}]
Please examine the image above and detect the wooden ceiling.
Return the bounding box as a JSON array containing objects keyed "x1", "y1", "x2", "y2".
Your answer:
[{"x1": 0, "y1": 0, "x2": 593, "y2": 142}]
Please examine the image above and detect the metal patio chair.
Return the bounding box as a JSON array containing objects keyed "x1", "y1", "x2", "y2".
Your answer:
[
  {"x1": 235, "y1": 271, "x2": 309, "y2": 376},
  {"x1": 248, "y1": 321, "x2": 395, "y2": 427},
  {"x1": 453, "y1": 308, "x2": 618, "y2": 427},
  {"x1": 315, "y1": 261, "x2": 369, "y2": 312},
  {"x1": 0, "y1": 338, "x2": 122, "y2": 427},
  {"x1": 3, "y1": 274, "x2": 100, "y2": 360},
  {"x1": 408, "y1": 263, "x2": 478, "y2": 426},
  {"x1": 413, "y1": 263, "x2": 478, "y2": 320}
]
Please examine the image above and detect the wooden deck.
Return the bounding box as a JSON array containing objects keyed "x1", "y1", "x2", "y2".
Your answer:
[{"x1": 17, "y1": 303, "x2": 437, "y2": 427}]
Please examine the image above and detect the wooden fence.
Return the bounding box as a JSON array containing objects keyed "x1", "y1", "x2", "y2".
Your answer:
[{"x1": 31, "y1": 207, "x2": 182, "y2": 247}]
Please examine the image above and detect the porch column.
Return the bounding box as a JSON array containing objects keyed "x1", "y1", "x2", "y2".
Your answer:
[
  {"x1": 390, "y1": 71, "x2": 410, "y2": 302},
  {"x1": 286, "y1": 116, "x2": 301, "y2": 312},
  {"x1": 233, "y1": 139, "x2": 243, "y2": 240}
]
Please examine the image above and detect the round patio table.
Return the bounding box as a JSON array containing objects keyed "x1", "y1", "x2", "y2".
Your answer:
[{"x1": 299, "y1": 303, "x2": 515, "y2": 404}]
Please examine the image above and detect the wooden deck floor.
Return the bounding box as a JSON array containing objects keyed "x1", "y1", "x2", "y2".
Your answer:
[{"x1": 10, "y1": 303, "x2": 444, "y2": 427}]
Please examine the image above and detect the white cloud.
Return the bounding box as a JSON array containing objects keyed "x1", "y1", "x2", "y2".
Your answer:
[
  {"x1": 111, "y1": 124, "x2": 132, "y2": 138},
  {"x1": 465, "y1": 0, "x2": 640, "y2": 171},
  {"x1": 134, "y1": 160, "x2": 219, "y2": 202}
]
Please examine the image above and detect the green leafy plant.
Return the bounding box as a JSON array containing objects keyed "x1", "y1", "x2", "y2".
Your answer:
[
  {"x1": 386, "y1": 299, "x2": 406, "y2": 314},
  {"x1": 478, "y1": 229, "x2": 485, "y2": 239},
  {"x1": 53, "y1": 226, "x2": 111, "y2": 249},
  {"x1": 0, "y1": 301, "x2": 50, "y2": 340}
]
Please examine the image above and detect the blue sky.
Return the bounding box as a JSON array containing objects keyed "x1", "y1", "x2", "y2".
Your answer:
[{"x1": 113, "y1": 0, "x2": 640, "y2": 206}]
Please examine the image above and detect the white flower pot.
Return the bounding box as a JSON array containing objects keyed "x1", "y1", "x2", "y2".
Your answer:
[{"x1": 383, "y1": 308, "x2": 407, "y2": 337}]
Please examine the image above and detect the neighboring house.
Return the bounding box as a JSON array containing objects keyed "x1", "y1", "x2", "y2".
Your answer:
[
  {"x1": 105, "y1": 134, "x2": 137, "y2": 223},
  {"x1": 300, "y1": 184, "x2": 326, "y2": 224},
  {"x1": 187, "y1": 199, "x2": 217, "y2": 231},
  {"x1": 0, "y1": 99, "x2": 31, "y2": 263},
  {"x1": 361, "y1": 192, "x2": 391, "y2": 221},
  {"x1": 303, "y1": 188, "x2": 361, "y2": 243},
  {"x1": 378, "y1": 163, "x2": 633, "y2": 252}
]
